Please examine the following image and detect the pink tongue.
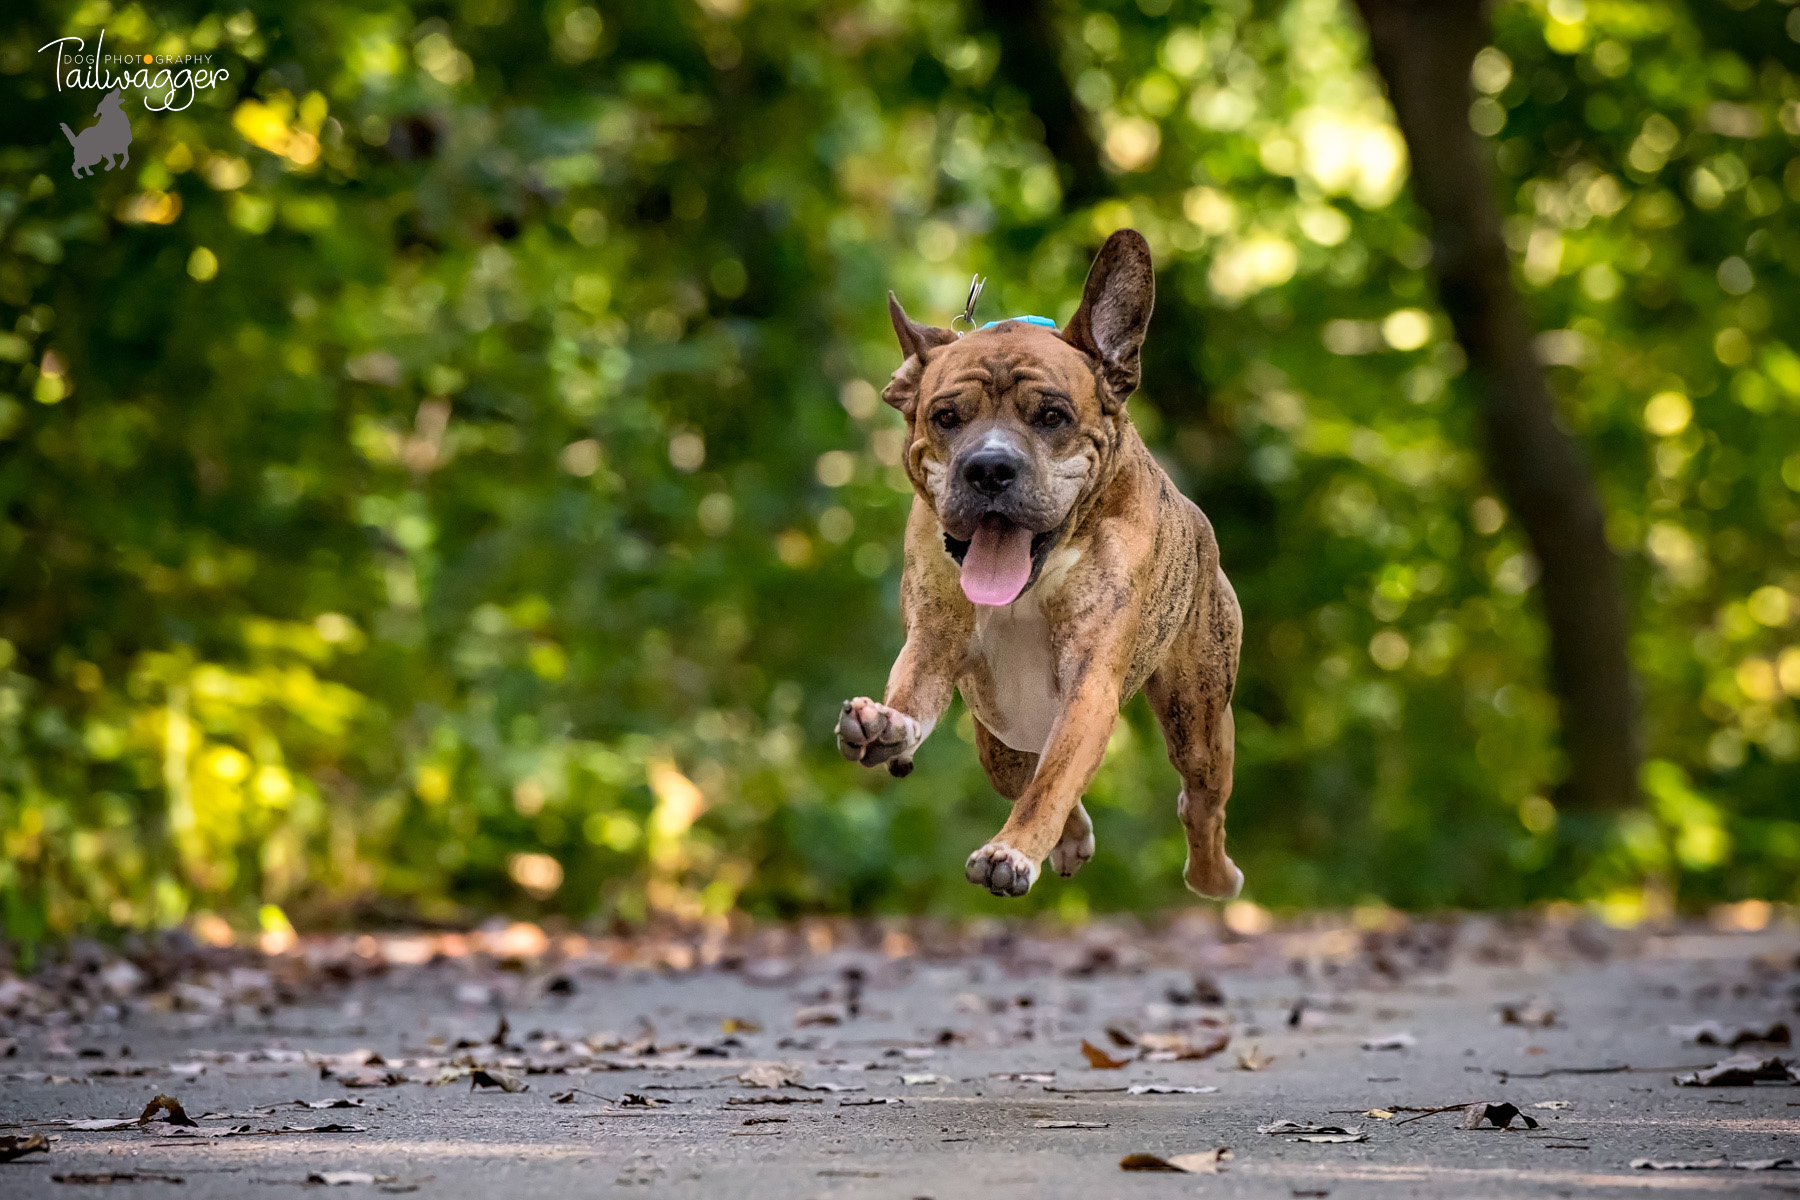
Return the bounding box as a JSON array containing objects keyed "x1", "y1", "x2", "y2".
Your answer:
[{"x1": 960, "y1": 518, "x2": 1033, "y2": 607}]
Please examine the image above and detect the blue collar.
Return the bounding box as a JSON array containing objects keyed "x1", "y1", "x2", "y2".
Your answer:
[{"x1": 980, "y1": 315, "x2": 1057, "y2": 329}]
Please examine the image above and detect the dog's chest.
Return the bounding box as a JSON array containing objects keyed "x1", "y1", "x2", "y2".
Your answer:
[{"x1": 965, "y1": 597, "x2": 1059, "y2": 756}]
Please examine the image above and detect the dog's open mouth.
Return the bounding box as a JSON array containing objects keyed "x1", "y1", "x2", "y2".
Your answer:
[{"x1": 943, "y1": 514, "x2": 1057, "y2": 608}]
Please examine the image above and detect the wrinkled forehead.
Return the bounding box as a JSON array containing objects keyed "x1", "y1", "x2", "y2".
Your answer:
[{"x1": 922, "y1": 325, "x2": 1095, "y2": 396}]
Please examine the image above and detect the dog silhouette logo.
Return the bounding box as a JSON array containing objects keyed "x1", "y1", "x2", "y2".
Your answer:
[{"x1": 61, "y1": 87, "x2": 131, "y2": 177}]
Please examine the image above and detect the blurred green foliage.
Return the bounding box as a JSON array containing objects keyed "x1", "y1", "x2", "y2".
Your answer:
[{"x1": 1, "y1": 0, "x2": 1798, "y2": 951}]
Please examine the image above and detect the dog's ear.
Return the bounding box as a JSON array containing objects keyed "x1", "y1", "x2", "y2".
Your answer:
[
  {"x1": 1063, "y1": 229, "x2": 1155, "y2": 413},
  {"x1": 882, "y1": 293, "x2": 956, "y2": 417}
]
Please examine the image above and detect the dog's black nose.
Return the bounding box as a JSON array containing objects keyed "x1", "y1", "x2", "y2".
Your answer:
[{"x1": 961, "y1": 448, "x2": 1021, "y2": 497}]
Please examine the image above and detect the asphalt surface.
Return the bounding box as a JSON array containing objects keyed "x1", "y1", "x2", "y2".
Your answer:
[{"x1": 2, "y1": 917, "x2": 1797, "y2": 1198}]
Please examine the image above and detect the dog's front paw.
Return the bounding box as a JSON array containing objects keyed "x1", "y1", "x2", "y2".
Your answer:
[
  {"x1": 837, "y1": 697, "x2": 918, "y2": 774},
  {"x1": 965, "y1": 842, "x2": 1039, "y2": 897}
]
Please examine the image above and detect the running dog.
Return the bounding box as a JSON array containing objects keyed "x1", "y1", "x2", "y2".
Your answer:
[{"x1": 836, "y1": 229, "x2": 1244, "y2": 899}]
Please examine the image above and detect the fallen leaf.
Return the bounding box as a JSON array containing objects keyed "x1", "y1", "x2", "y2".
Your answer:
[
  {"x1": 1294, "y1": 1132, "x2": 1368, "y2": 1144},
  {"x1": 1081, "y1": 1040, "x2": 1130, "y2": 1070},
  {"x1": 793, "y1": 1003, "x2": 846, "y2": 1027},
  {"x1": 1361, "y1": 1032, "x2": 1417, "y2": 1051},
  {"x1": 1460, "y1": 1102, "x2": 1539, "y2": 1130},
  {"x1": 64, "y1": 1119, "x2": 138, "y2": 1131},
  {"x1": 1363, "y1": 1109, "x2": 1395, "y2": 1119},
  {"x1": 837, "y1": 1097, "x2": 903, "y2": 1106},
  {"x1": 742, "y1": 1116, "x2": 787, "y2": 1126},
  {"x1": 143, "y1": 1124, "x2": 246, "y2": 1139},
  {"x1": 1036, "y1": 1120, "x2": 1110, "y2": 1129},
  {"x1": 137, "y1": 1094, "x2": 198, "y2": 1127},
  {"x1": 616, "y1": 1094, "x2": 663, "y2": 1108},
  {"x1": 1632, "y1": 1157, "x2": 1796, "y2": 1171},
  {"x1": 336, "y1": 1068, "x2": 405, "y2": 1088},
  {"x1": 720, "y1": 1018, "x2": 762, "y2": 1034},
  {"x1": 468, "y1": 1069, "x2": 528, "y2": 1093},
  {"x1": 296, "y1": 1098, "x2": 365, "y2": 1110},
  {"x1": 990, "y1": 1072, "x2": 1056, "y2": 1083},
  {"x1": 726, "y1": 1095, "x2": 821, "y2": 1105},
  {"x1": 1167, "y1": 1148, "x2": 1232, "y2": 1174},
  {"x1": 1127, "y1": 1084, "x2": 1218, "y2": 1095},
  {"x1": 309, "y1": 1172, "x2": 377, "y2": 1186},
  {"x1": 52, "y1": 1172, "x2": 185, "y2": 1185},
  {"x1": 1119, "y1": 1153, "x2": 1187, "y2": 1173},
  {"x1": 1119, "y1": 1148, "x2": 1232, "y2": 1173},
  {"x1": 0, "y1": 1134, "x2": 51, "y2": 1162},
  {"x1": 1258, "y1": 1121, "x2": 1354, "y2": 1136},
  {"x1": 1673, "y1": 1054, "x2": 1798, "y2": 1087},
  {"x1": 900, "y1": 1073, "x2": 950, "y2": 1085},
  {"x1": 1236, "y1": 1046, "x2": 1275, "y2": 1071},
  {"x1": 1137, "y1": 1031, "x2": 1231, "y2": 1062},
  {"x1": 1669, "y1": 1021, "x2": 1790, "y2": 1048},
  {"x1": 1497, "y1": 1002, "x2": 1558, "y2": 1028},
  {"x1": 1532, "y1": 1100, "x2": 1572, "y2": 1111},
  {"x1": 736, "y1": 1064, "x2": 801, "y2": 1088},
  {"x1": 793, "y1": 1081, "x2": 862, "y2": 1093}
]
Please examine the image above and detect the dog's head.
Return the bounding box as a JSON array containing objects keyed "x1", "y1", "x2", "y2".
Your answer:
[
  {"x1": 96, "y1": 88, "x2": 123, "y2": 116},
  {"x1": 883, "y1": 229, "x2": 1155, "y2": 607}
]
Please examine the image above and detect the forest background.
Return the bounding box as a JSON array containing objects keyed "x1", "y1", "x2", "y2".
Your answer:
[{"x1": 2, "y1": 0, "x2": 1798, "y2": 958}]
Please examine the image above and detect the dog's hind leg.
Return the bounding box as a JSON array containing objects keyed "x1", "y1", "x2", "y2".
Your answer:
[{"x1": 1145, "y1": 569, "x2": 1243, "y2": 900}]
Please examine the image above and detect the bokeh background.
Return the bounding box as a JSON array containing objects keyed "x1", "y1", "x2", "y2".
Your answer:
[{"x1": 2, "y1": 0, "x2": 1797, "y2": 957}]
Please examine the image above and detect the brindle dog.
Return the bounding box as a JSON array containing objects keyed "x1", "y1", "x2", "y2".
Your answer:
[{"x1": 836, "y1": 229, "x2": 1244, "y2": 899}]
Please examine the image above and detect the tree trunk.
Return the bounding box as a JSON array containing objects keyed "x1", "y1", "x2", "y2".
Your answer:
[
  {"x1": 1352, "y1": 0, "x2": 1638, "y2": 810},
  {"x1": 975, "y1": 0, "x2": 1108, "y2": 207}
]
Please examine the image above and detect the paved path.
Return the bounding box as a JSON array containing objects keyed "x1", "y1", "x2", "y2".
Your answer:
[{"x1": 2, "y1": 916, "x2": 1796, "y2": 1197}]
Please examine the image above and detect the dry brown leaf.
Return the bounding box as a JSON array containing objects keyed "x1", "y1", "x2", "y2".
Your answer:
[
  {"x1": 1137, "y1": 1030, "x2": 1231, "y2": 1062},
  {"x1": 1119, "y1": 1148, "x2": 1232, "y2": 1173},
  {"x1": 468, "y1": 1068, "x2": 528, "y2": 1093},
  {"x1": 1673, "y1": 1055, "x2": 1798, "y2": 1087},
  {"x1": 1497, "y1": 1002, "x2": 1558, "y2": 1028},
  {"x1": 1461, "y1": 1102, "x2": 1539, "y2": 1130},
  {"x1": 737, "y1": 1064, "x2": 801, "y2": 1088},
  {"x1": 1237, "y1": 1045, "x2": 1274, "y2": 1071},
  {"x1": 1119, "y1": 1153, "x2": 1186, "y2": 1173},
  {"x1": 1632, "y1": 1156, "x2": 1796, "y2": 1171},
  {"x1": 137, "y1": 1094, "x2": 197, "y2": 1127},
  {"x1": 1168, "y1": 1148, "x2": 1232, "y2": 1174},
  {"x1": 0, "y1": 1134, "x2": 50, "y2": 1162},
  {"x1": 1080, "y1": 1039, "x2": 1130, "y2": 1070},
  {"x1": 1670, "y1": 1021, "x2": 1790, "y2": 1047}
]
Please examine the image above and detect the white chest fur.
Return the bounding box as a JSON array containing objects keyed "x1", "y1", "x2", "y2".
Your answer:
[{"x1": 964, "y1": 547, "x2": 1081, "y2": 756}]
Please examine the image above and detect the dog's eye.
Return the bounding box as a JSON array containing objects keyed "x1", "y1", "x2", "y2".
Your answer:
[
  {"x1": 932, "y1": 408, "x2": 960, "y2": 431},
  {"x1": 1036, "y1": 408, "x2": 1068, "y2": 429}
]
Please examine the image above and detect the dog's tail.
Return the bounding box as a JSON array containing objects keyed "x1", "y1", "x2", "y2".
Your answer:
[{"x1": 60, "y1": 123, "x2": 77, "y2": 146}]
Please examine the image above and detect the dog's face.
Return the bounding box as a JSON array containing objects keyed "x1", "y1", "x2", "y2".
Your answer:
[{"x1": 883, "y1": 229, "x2": 1155, "y2": 607}]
